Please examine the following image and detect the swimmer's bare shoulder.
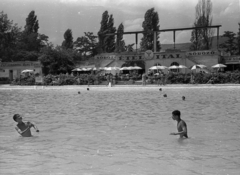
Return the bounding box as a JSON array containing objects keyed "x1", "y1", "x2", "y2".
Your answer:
[
  {"x1": 178, "y1": 120, "x2": 188, "y2": 138},
  {"x1": 170, "y1": 110, "x2": 188, "y2": 138},
  {"x1": 13, "y1": 114, "x2": 39, "y2": 137}
]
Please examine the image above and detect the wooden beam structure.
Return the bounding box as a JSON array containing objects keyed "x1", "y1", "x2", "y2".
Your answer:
[{"x1": 104, "y1": 25, "x2": 222, "y2": 52}]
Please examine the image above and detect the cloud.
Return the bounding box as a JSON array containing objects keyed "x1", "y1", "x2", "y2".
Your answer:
[
  {"x1": 3, "y1": 0, "x2": 238, "y2": 46},
  {"x1": 124, "y1": 18, "x2": 143, "y2": 31},
  {"x1": 122, "y1": 17, "x2": 193, "y2": 44},
  {"x1": 58, "y1": 0, "x2": 197, "y2": 12},
  {"x1": 157, "y1": 30, "x2": 192, "y2": 44},
  {"x1": 124, "y1": 18, "x2": 143, "y2": 26},
  {"x1": 48, "y1": 37, "x2": 57, "y2": 44},
  {"x1": 219, "y1": 2, "x2": 237, "y2": 16},
  {"x1": 176, "y1": 31, "x2": 191, "y2": 43},
  {"x1": 160, "y1": 33, "x2": 173, "y2": 44}
]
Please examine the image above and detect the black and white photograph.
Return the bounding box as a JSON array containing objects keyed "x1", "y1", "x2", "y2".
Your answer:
[{"x1": 0, "y1": 0, "x2": 240, "y2": 174}]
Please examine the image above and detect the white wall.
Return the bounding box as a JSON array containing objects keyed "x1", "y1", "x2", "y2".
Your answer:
[{"x1": 0, "y1": 69, "x2": 9, "y2": 78}]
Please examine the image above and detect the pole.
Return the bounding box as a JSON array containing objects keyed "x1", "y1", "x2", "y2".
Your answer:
[
  {"x1": 217, "y1": 27, "x2": 220, "y2": 49},
  {"x1": 173, "y1": 30, "x2": 176, "y2": 49},
  {"x1": 238, "y1": 23, "x2": 240, "y2": 54},
  {"x1": 135, "y1": 33, "x2": 138, "y2": 52},
  {"x1": 195, "y1": 29, "x2": 198, "y2": 49},
  {"x1": 154, "y1": 31, "x2": 156, "y2": 52}
]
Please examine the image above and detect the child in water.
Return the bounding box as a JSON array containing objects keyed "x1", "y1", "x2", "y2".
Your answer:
[
  {"x1": 170, "y1": 110, "x2": 188, "y2": 138},
  {"x1": 13, "y1": 114, "x2": 39, "y2": 137}
]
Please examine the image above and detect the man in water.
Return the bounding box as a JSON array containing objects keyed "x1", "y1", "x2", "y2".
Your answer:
[
  {"x1": 170, "y1": 110, "x2": 188, "y2": 138},
  {"x1": 142, "y1": 73, "x2": 146, "y2": 86},
  {"x1": 13, "y1": 114, "x2": 39, "y2": 137}
]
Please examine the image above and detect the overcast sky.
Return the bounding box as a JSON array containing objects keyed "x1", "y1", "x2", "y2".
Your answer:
[{"x1": 1, "y1": 0, "x2": 239, "y2": 47}]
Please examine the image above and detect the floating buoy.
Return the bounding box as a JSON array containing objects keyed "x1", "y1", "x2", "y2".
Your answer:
[
  {"x1": 163, "y1": 94, "x2": 167, "y2": 97},
  {"x1": 159, "y1": 88, "x2": 162, "y2": 91},
  {"x1": 182, "y1": 96, "x2": 185, "y2": 100},
  {"x1": 87, "y1": 88, "x2": 89, "y2": 91},
  {"x1": 78, "y1": 91, "x2": 81, "y2": 94}
]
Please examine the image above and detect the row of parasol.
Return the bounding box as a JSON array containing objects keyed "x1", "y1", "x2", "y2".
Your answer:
[
  {"x1": 72, "y1": 64, "x2": 227, "y2": 72},
  {"x1": 19, "y1": 64, "x2": 227, "y2": 74},
  {"x1": 72, "y1": 66, "x2": 143, "y2": 72}
]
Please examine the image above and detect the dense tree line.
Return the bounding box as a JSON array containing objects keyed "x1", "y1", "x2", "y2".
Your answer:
[
  {"x1": 1, "y1": 3, "x2": 239, "y2": 76},
  {"x1": 190, "y1": 0, "x2": 214, "y2": 50},
  {"x1": 189, "y1": 0, "x2": 240, "y2": 54},
  {"x1": 97, "y1": 11, "x2": 116, "y2": 53},
  {"x1": 220, "y1": 31, "x2": 240, "y2": 55},
  {"x1": 140, "y1": 8, "x2": 161, "y2": 51},
  {"x1": 0, "y1": 11, "x2": 48, "y2": 62}
]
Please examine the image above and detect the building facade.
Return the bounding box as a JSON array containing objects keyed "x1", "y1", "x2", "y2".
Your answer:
[
  {"x1": 0, "y1": 61, "x2": 42, "y2": 80},
  {"x1": 223, "y1": 55, "x2": 240, "y2": 71},
  {"x1": 93, "y1": 50, "x2": 220, "y2": 73}
]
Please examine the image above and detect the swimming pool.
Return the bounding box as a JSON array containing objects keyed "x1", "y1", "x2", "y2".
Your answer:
[{"x1": 0, "y1": 86, "x2": 240, "y2": 175}]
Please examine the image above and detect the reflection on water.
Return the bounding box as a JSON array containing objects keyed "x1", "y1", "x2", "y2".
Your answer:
[{"x1": 0, "y1": 87, "x2": 240, "y2": 175}]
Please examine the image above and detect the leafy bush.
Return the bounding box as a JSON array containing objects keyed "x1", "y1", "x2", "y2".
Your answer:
[
  {"x1": 166, "y1": 72, "x2": 240, "y2": 84},
  {"x1": 0, "y1": 77, "x2": 10, "y2": 81},
  {"x1": 11, "y1": 75, "x2": 35, "y2": 85},
  {"x1": 10, "y1": 71, "x2": 240, "y2": 86},
  {"x1": 0, "y1": 77, "x2": 10, "y2": 84}
]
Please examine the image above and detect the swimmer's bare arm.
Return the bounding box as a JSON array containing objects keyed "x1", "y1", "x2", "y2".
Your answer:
[
  {"x1": 28, "y1": 122, "x2": 39, "y2": 132},
  {"x1": 15, "y1": 126, "x2": 31, "y2": 135},
  {"x1": 170, "y1": 122, "x2": 187, "y2": 136}
]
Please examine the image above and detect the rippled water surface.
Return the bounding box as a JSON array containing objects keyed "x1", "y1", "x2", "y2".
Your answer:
[{"x1": 0, "y1": 86, "x2": 240, "y2": 175}]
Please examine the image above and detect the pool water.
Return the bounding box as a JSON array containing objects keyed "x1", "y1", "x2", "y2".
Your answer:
[{"x1": 0, "y1": 86, "x2": 240, "y2": 175}]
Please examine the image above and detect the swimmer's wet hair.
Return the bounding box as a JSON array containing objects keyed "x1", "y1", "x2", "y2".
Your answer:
[
  {"x1": 172, "y1": 110, "x2": 181, "y2": 117},
  {"x1": 13, "y1": 114, "x2": 20, "y2": 121}
]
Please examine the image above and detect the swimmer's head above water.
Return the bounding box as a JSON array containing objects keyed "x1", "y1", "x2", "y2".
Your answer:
[
  {"x1": 172, "y1": 110, "x2": 181, "y2": 120},
  {"x1": 13, "y1": 114, "x2": 39, "y2": 136},
  {"x1": 13, "y1": 114, "x2": 22, "y2": 123},
  {"x1": 170, "y1": 110, "x2": 188, "y2": 138}
]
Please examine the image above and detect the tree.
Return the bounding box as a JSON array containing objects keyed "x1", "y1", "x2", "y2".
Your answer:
[
  {"x1": 19, "y1": 10, "x2": 48, "y2": 52},
  {"x1": 115, "y1": 23, "x2": 125, "y2": 52},
  {"x1": 105, "y1": 14, "x2": 116, "y2": 52},
  {"x1": 219, "y1": 31, "x2": 238, "y2": 55},
  {"x1": 0, "y1": 11, "x2": 22, "y2": 61},
  {"x1": 24, "y1": 11, "x2": 39, "y2": 34},
  {"x1": 98, "y1": 11, "x2": 109, "y2": 53},
  {"x1": 238, "y1": 23, "x2": 240, "y2": 54},
  {"x1": 20, "y1": 10, "x2": 38, "y2": 51},
  {"x1": 74, "y1": 32, "x2": 98, "y2": 58},
  {"x1": 39, "y1": 45, "x2": 75, "y2": 75},
  {"x1": 190, "y1": 0, "x2": 214, "y2": 50},
  {"x1": 140, "y1": 8, "x2": 161, "y2": 51},
  {"x1": 11, "y1": 50, "x2": 39, "y2": 61},
  {"x1": 97, "y1": 11, "x2": 116, "y2": 53},
  {"x1": 62, "y1": 29, "x2": 73, "y2": 49}
]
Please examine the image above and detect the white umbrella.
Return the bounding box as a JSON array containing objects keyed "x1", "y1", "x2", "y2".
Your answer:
[
  {"x1": 104, "y1": 67, "x2": 120, "y2": 71},
  {"x1": 105, "y1": 67, "x2": 121, "y2": 75},
  {"x1": 168, "y1": 65, "x2": 179, "y2": 69},
  {"x1": 149, "y1": 66, "x2": 167, "y2": 70},
  {"x1": 81, "y1": 68, "x2": 92, "y2": 71},
  {"x1": 98, "y1": 67, "x2": 105, "y2": 70},
  {"x1": 120, "y1": 67, "x2": 129, "y2": 70},
  {"x1": 134, "y1": 66, "x2": 142, "y2": 70},
  {"x1": 149, "y1": 66, "x2": 160, "y2": 70},
  {"x1": 127, "y1": 66, "x2": 142, "y2": 70},
  {"x1": 212, "y1": 64, "x2": 227, "y2": 68},
  {"x1": 178, "y1": 65, "x2": 187, "y2": 69},
  {"x1": 199, "y1": 64, "x2": 207, "y2": 68},
  {"x1": 190, "y1": 64, "x2": 207, "y2": 70},
  {"x1": 21, "y1": 69, "x2": 34, "y2": 73},
  {"x1": 72, "y1": 68, "x2": 82, "y2": 71}
]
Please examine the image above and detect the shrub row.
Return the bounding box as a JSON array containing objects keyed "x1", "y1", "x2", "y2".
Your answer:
[{"x1": 10, "y1": 71, "x2": 240, "y2": 86}]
